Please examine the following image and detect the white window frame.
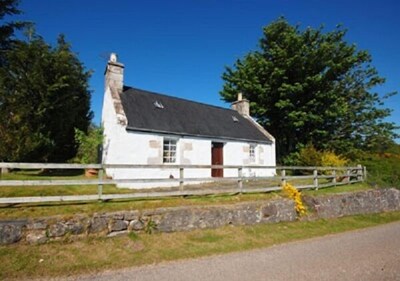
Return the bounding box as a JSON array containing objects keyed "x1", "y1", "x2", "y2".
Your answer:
[
  {"x1": 249, "y1": 144, "x2": 256, "y2": 163},
  {"x1": 163, "y1": 138, "x2": 178, "y2": 163}
]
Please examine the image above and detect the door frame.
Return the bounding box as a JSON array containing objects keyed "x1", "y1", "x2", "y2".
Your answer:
[{"x1": 211, "y1": 142, "x2": 224, "y2": 177}]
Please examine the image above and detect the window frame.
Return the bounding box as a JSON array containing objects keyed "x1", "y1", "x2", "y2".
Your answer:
[
  {"x1": 163, "y1": 137, "x2": 178, "y2": 164},
  {"x1": 249, "y1": 144, "x2": 256, "y2": 163}
]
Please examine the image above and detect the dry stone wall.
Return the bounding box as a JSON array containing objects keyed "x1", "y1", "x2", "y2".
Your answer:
[
  {"x1": 1, "y1": 188, "x2": 399, "y2": 245},
  {"x1": 0, "y1": 199, "x2": 296, "y2": 245},
  {"x1": 303, "y1": 188, "x2": 400, "y2": 218}
]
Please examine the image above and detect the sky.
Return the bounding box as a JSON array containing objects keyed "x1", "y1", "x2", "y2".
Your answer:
[{"x1": 15, "y1": 0, "x2": 400, "y2": 139}]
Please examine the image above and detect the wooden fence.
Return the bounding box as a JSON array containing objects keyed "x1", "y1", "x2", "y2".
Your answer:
[{"x1": 0, "y1": 163, "x2": 366, "y2": 204}]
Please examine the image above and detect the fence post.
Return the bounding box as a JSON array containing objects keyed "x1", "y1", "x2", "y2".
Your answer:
[
  {"x1": 281, "y1": 169, "x2": 286, "y2": 187},
  {"x1": 363, "y1": 166, "x2": 367, "y2": 181},
  {"x1": 238, "y1": 167, "x2": 243, "y2": 193},
  {"x1": 346, "y1": 169, "x2": 351, "y2": 183},
  {"x1": 357, "y1": 164, "x2": 363, "y2": 182},
  {"x1": 332, "y1": 169, "x2": 337, "y2": 187},
  {"x1": 97, "y1": 166, "x2": 103, "y2": 200},
  {"x1": 179, "y1": 167, "x2": 184, "y2": 192},
  {"x1": 313, "y1": 169, "x2": 319, "y2": 190}
]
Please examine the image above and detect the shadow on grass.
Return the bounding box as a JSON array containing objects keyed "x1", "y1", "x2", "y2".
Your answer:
[{"x1": 38, "y1": 169, "x2": 85, "y2": 177}]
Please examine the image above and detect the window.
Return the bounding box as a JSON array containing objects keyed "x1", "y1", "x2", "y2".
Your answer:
[
  {"x1": 163, "y1": 138, "x2": 177, "y2": 163},
  {"x1": 154, "y1": 100, "x2": 164, "y2": 109},
  {"x1": 249, "y1": 144, "x2": 256, "y2": 163}
]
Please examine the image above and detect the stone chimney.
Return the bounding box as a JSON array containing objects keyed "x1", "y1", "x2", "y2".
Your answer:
[
  {"x1": 105, "y1": 53, "x2": 124, "y2": 93},
  {"x1": 104, "y1": 53, "x2": 127, "y2": 126},
  {"x1": 231, "y1": 92, "x2": 250, "y2": 116}
]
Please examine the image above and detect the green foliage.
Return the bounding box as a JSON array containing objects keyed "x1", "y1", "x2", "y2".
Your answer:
[
  {"x1": 361, "y1": 146, "x2": 400, "y2": 188},
  {"x1": 0, "y1": 0, "x2": 28, "y2": 61},
  {"x1": 0, "y1": 33, "x2": 92, "y2": 162},
  {"x1": 74, "y1": 125, "x2": 103, "y2": 164},
  {"x1": 297, "y1": 144, "x2": 322, "y2": 167},
  {"x1": 320, "y1": 151, "x2": 348, "y2": 167},
  {"x1": 144, "y1": 219, "x2": 157, "y2": 234},
  {"x1": 220, "y1": 17, "x2": 398, "y2": 162},
  {"x1": 287, "y1": 143, "x2": 348, "y2": 168}
]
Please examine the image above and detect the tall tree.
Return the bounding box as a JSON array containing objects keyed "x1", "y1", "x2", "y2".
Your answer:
[
  {"x1": 0, "y1": 0, "x2": 27, "y2": 64},
  {"x1": 220, "y1": 17, "x2": 397, "y2": 161},
  {"x1": 0, "y1": 33, "x2": 92, "y2": 162}
]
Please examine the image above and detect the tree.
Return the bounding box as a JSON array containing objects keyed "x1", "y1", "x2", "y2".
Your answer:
[
  {"x1": 0, "y1": 33, "x2": 92, "y2": 162},
  {"x1": 0, "y1": 0, "x2": 28, "y2": 64},
  {"x1": 220, "y1": 17, "x2": 398, "y2": 162}
]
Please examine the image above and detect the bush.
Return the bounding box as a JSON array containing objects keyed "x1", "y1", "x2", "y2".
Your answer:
[
  {"x1": 73, "y1": 126, "x2": 103, "y2": 164},
  {"x1": 284, "y1": 144, "x2": 349, "y2": 175},
  {"x1": 320, "y1": 151, "x2": 348, "y2": 167},
  {"x1": 282, "y1": 183, "x2": 306, "y2": 216},
  {"x1": 298, "y1": 144, "x2": 321, "y2": 166},
  {"x1": 361, "y1": 152, "x2": 400, "y2": 188}
]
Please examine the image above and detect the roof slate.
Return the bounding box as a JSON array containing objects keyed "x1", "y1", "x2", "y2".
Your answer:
[{"x1": 120, "y1": 87, "x2": 272, "y2": 143}]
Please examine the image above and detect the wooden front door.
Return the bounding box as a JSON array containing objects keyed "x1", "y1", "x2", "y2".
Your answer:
[{"x1": 211, "y1": 142, "x2": 224, "y2": 177}]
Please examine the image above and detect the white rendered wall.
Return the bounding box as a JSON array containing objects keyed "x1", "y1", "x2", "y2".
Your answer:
[
  {"x1": 223, "y1": 142, "x2": 276, "y2": 178},
  {"x1": 102, "y1": 87, "x2": 276, "y2": 189}
]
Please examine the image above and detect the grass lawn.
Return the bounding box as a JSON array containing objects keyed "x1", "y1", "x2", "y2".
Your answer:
[
  {"x1": 0, "y1": 182, "x2": 372, "y2": 219},
  {"x1": 0, "y1": 211, "x2": 399, "y2": 280}
]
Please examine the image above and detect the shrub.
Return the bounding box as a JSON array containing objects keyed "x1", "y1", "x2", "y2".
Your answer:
[
  {"x1": 361, "y1": 152, "x2": 400, "y2": 188},
  {"x1": 298, "y1": 144, "x2": 321, "y2": 167},
  {"x1": 282, "y1": 183, "x2": 306, "y2": 216},
  {"x1": 73, "y1": 125, "x2": 103, "y2": 164},
  {"x1": 320, "y1": 151, "x2": 348, "y2": 167}
]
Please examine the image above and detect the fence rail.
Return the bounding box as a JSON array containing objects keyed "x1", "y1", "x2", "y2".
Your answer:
[{"x1": 0, "y1": 162, "x2": 366, "y2": 204}]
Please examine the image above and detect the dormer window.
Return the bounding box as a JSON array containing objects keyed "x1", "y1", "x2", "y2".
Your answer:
[{"x1": 154, "y1": 100, "x2": 164, "y2": 109}]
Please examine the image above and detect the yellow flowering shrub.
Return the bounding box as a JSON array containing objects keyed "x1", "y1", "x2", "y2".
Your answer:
[
  {"x1": 320, "y1": 151, "x2": 348, "y2": 167},
  {"x1": 282, "y1": 183, "x2": 307, "y2": 216}
]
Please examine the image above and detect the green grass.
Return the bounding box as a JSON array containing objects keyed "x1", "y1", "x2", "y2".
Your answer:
[
  {"x1": 0, "y1": 192, "x2": 281, "y2": 219},
  {"x1": 302, "y1": 182, "x2": 371, "y2": 196},
  {"x1": 0, "y1": 181, "x2": 373, "y2": 219},
  {"x1": 0, "y1": 169, "x2": 373, "y2": 219},
  {"x1": 1, "y1": 211, "x2": 399, "y2": 280}
]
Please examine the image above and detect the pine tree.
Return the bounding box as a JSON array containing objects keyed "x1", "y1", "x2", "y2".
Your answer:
[{"x1": 220, "y1": 17, "x2": 398, "y2": 161}]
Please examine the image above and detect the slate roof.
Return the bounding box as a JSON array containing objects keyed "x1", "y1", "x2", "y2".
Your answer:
[{"x1": 120, "y1": 86, "x2": 272, "y2": 143}]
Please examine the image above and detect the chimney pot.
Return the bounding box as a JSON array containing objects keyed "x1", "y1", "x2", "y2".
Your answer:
[
  {"x1": 105, "y1": 52, "x2": 124, "y2": 93},
  {"x1": 110, "y1": 53, "x2": 117, "y2": 63}
]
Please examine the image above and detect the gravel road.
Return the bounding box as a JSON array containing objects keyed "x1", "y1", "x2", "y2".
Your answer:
[{"x1": 56, "y1": 221, "x2": 400, "y2": 281}]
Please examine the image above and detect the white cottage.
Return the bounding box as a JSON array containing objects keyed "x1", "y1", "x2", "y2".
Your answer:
[{"x1": 102, "y1": 54, "x2": 276, "y2": 188}]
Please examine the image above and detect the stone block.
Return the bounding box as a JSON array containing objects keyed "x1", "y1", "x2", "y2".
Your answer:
[
  {"x1": 109, "y1": 220, "x2": 128, "y2": 232},
  {"x1": 0, "y1": 224, "x2": 22, "y2": 245},
  {"x1": 107, "y1": 230, "x2": 128, "y2": 238},
  {"x1": 66, "y1": 220, "x2": 86, "y2": 235},
  {"x1": 26, "y1": 231, "x2": 47, "y2": 244},
  {"x1": 129, "y1": 219, "x2": 144, "y2": 231},
  {"x1": 260, "y1": 200, "x2": 297, "y2": 223},
  {"x1": 89, "y1": 217, "x2": 108, "y2": 234},
  {"x1": 26, "y1": 220, "x2": 47, "y2": 230},
  {"x1": 48, "y1": 222, "x2": 67, "y2": 237},
  {"x1": 157, "y1": 208, "x2": 193, "y2": 232},
  {"x1": 124, "y1": 211, "x2": 140, "y2": 221}
]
